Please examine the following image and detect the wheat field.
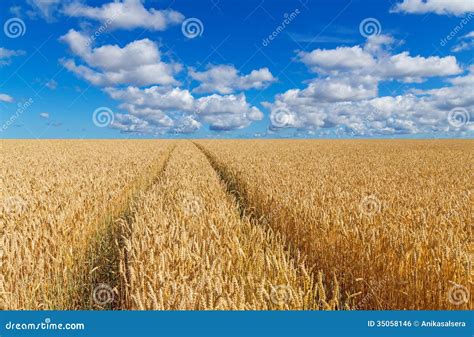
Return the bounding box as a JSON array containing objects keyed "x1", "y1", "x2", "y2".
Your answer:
[{"x1": 0, "y1": 139, "x2": 472, "y2": 310}]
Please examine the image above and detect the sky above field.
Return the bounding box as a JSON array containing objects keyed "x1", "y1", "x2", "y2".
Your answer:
[{"x1": 0, "y1": 0, "x2": 473, "y2": 139}]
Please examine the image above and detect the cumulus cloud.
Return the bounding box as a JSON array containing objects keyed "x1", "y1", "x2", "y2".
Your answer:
[
  {"x1": 0, "y1": 47, "x2": 25, "y2": 66},
  {"x1": 106, "y1": 86, "x2": 194, "y2": 112},
  {"x1": 195, "y1": 94, "x2": 264, "y2": 130},
  {"x1": 0, "y1": 94, "x2": 14, "y2": 103},
  {"x1": 380, "y1": 52, "x2": 461, "y2": 82},
  {"x1": 391, "y1": 0, "x2": 474, "y2": 16},
  {"x1": 190, "y1": 65, "x2": 276, "y2": 94},
  {"x1": 266, "y1": 82, "x2": 473, "y2": 135},
  {"x1": 107, "y1": 86, "x2": 195, "y2": 132},
  {"x1": 299, "y1": 46, "x2": 376, "y2": 73},
  {"x1": 60, "y1": 29, "x2": 267, "y2": 134},
  {"x1": 39, "y1": 112, "x2": 50, "y2": 119},
  {"x1": 265, "y1": 36, "x2": 472, "y2": 135},
  {"x1": 27, "y1": 0, "x2": 62, "y2": 20},
  {"x1": 60, "y1": 29, "x2": 181, "y2": 86},
  {"x1": 112, "y1": 112, "x2": 174, "y2": 134},
  {"x1": 452, "y1": 31, "x2": 474, "y2": 52},
  {"x1": 63, "y1": 0, "x2": 184, "y2": 31},
  {"x1": 298, "y1": 36, "x2": 461, "y2": 82},
  {"x1": 104, "y1": 86, "x2": 263, "y2": 134},
  {"x1": 273, "y1": 75, "x2": 379, "y2": 106}
]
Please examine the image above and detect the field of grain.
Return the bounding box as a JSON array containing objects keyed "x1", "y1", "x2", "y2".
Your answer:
[
  {"x1": 1, "y1": 139, "x2": 472, "y2": 310},
  {"x1": 1, "y1": 140, "x2": 174, "y2": 309}
]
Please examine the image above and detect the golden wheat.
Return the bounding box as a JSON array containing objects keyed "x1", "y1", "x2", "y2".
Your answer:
[
  {"x1": 0, "y1": 140, "x2": 173, "y2": 309},
  {"x1": 195, "y1": 139, "x2": 473, "y2": 310},
  {"x1": 118, "y1": 142, "x2": 335, "y2": 310},
  {"x1": 1, "y1": 139, "x2": 471, "y2": 310}
]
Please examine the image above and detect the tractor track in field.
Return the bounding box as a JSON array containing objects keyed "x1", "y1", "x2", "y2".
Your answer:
[
  {"x1": 193, "y1": 141, "x2": 281, "y2": 229},
  {"x1": 192, "y1": 141, "x2": 251, "y2": 220},
  {"x1": 82, "y1": 142, "x2": 176, "y2": 310},
  {"x1": 192, "y1": 141, "x2": 319, "y2": 291}
]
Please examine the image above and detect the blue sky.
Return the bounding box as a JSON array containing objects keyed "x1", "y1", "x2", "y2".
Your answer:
[{"x1": 0, "y1": 0, "x2": 473, "y2": 139}]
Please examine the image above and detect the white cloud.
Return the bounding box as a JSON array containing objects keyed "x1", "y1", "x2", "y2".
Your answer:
[
  {"x1": 60, "y1": 29, "x2": 181, "y2": 86},
  {"x1": 449, "y1": 65, "x2": 474, "y2": 86},
  {"x1": 379, "y1": 52, "x2": 462, "y2": 82},
  {"x1": 112, "y1": 113, "x2": 201, "y2": 135},
  {"x1": 452, "y1": 31, "x2": 474, "y2": 52},
  {"x1": 195, "y1": 94, "x2": 264, "y2": 130},
  {"x1": 106, "y1": 86, "x2": 194, "y2": 112},
  {"x1": 106, "y1": 86, "x2": 193, "y2": 133},
  {"x1": 39, "y1": 112, "x2": 50, "y2": 119},
  {"x1": 27, "y1": 0, "x2": 61, "y2": 20},
  {"x1": 284, "y1": 75, "x2": 379, "y2": 103},
  {"x1": 190, "y1": 65, "x2": 276, "y2": 94},
  {"x1": 60, "y1": 29, "x2": 267, "y2": 134},
  {"x1": 104, "y1": 86, "x2": 263, "y2": 134},
  {"x1": 391, "y1": 0, "x2": 474, "y2": 16},
  {"x1": 0, "y1": 94, "x2": 14, "y2": 103},
  {"x1": 267, "y1": 97, "x2": 454, "y2": 135},
  {"x1": 0, "y1": 47, "x2": 25, "y2": 66},
  {"x1": 289, "y1": 35, "x2": 462, "y2": 107},
  {"x1": 298, "y1": 46, "x2": 376, "y2": 73},
  {"x1": 265, "y1": 37, "x2": 472, "y2": 135},
  {"x1": 63, "y1": 0, "x2": 184, "y2": 31},
  {"x1": 298, "y1": 36, "x2": 462, "y2": 82}
]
